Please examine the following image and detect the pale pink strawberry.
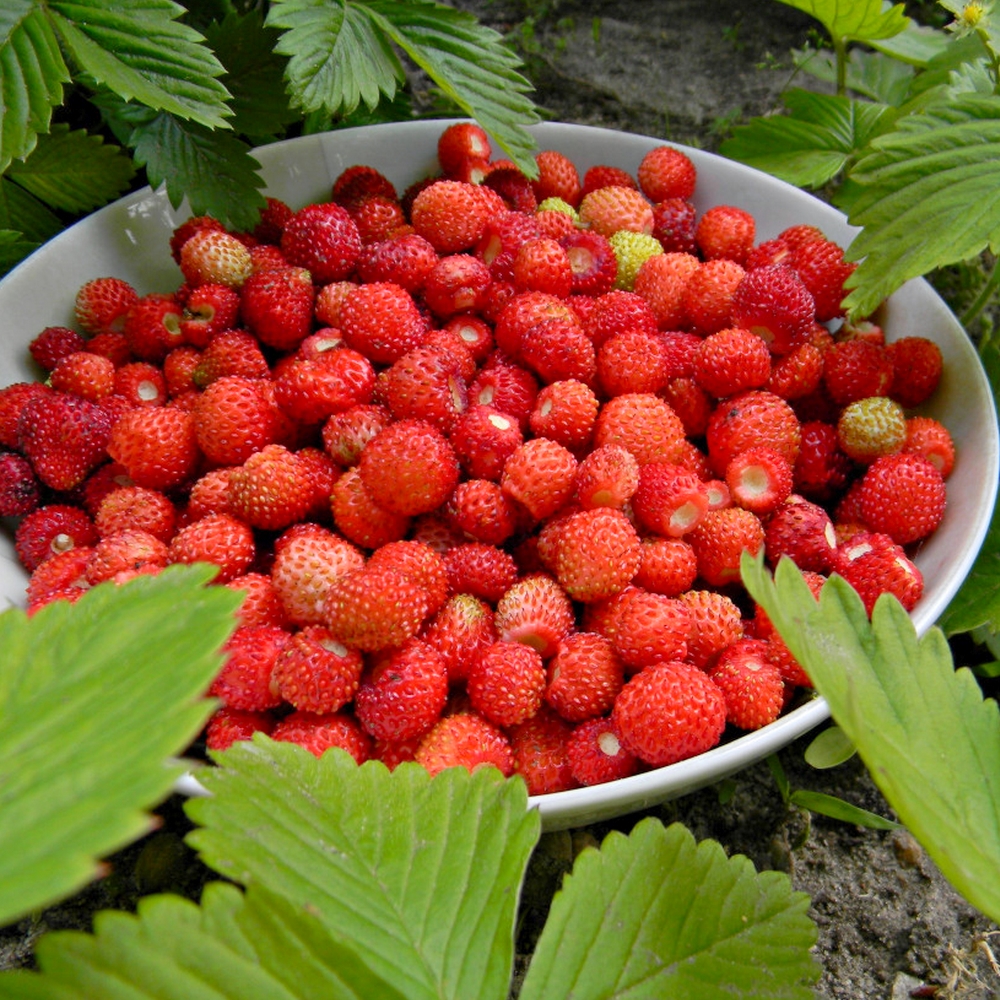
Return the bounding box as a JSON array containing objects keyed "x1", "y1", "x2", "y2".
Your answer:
[{"x1": 179, "y1": 228, "x2": 253, "y2": 288}]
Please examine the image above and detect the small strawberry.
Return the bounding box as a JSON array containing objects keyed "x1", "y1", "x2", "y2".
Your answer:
[
  {"x1": 791, "y1": 237, "x2": 855, "y2": 321},
  {"x1": 637, "y1": 145, "x2": 697, "y2": 202},
  {"x1": 29, "y1": 326, "x2": 87, "y2": 371},
  {"x1": 178, "y1": 227, "x2": 253, "y2": 288},
  {"x1": 592, "y1": 392, "x2": 688, "y2": 467},
  {"x1": 764, "y1": 495, "x2": 838, "y2": 573},
  {"x1": 204, "y1": 707, "x2": 276, "y2": 752},
  {"x1": 168, "y1": 512, "x2": 256, "y2": 582},
  {"x1": 329, "y1": 465, "x2": 411, "y2": 549},
  {"x1": 0, "y1": 451, "x2": 41, "y2": 517},
  {"x1": 551, "y1": 506, "x2": 642, "y2": 603},
  {"x1": 192, "y1": 375, "x2": 278, "y2": 466},
  {"x1": 227, "y1": 444, "x2": 315, "y2": 531},
  {"x1": 447, "y1": 478, "x2": 519, "y2": 545},
  {"x1": 380, "y1": 343, "x2": 469, "y2": 432},
  {"x1": 566, "y1": 716, "x2": 638, "y2": 786},
  {"x1": 322, "y1": 402, "x2": 392, "y2": 468},
  {"x1": 94, "y1": 485, "x2": 177, "y2": 542},
  {"x1": 468, "y1": 360, "x2": 539, "y2": 430},
  {"x1": 14, "y1": 503, "x2": 99, "y2": 571},
  {"x1": 354, "y1": 638, "x2": 450, "y2": 742},
  {"x1": 832, "y1": 530, "x2": 924, "y2": 614},
  {"x1": 582, "y1": 164, "x2": 638, "y2": 195},
  {"x1": 688, "y1": 506, "x2": 766, "y2": 587},
  {"x1": 682, "y1": 258, "x2": 746, "y2": 336},
  {"x1": 694, "y1": 327, "x2": 772, "y2": 399},
  {"x1": 546, "y1": 631, "x2": 624, "y2": 722},
  {"x1": 443, "y1": 542, "x2": 520, "y2": 604},
  {"x1": 49, "y1": 351, "x2": 115, "y2": 402},
  {"x1": 904, "y1": 415, "x2": 955, "y2": 478},
  {"x1": 270, "y1": 624, "x2": 364, "y2": 714},
  {"x1": 113, "y1": 362, "x2": 169, "y2": 408},
  {"x1": 493, "y1": 289, "x2": 580, "y2": 360},
  {"x1": 74, "y1": 276, "x2": 139, "y2": 336},
  {"x1": 0, "y1": 381, "x2": 51, "y2": 448},
  {"x1": 467, "y1": 639, "x2": 547, "y2": 728},
  {"x1": 192, "y1": 328, "x2": 270, "y2": 388},
  {"x1": 633, "y1": 537, "x2": 699, "y2": 597},
  {"x1": 633, "y1": 251, "x2": 700, "y2": 328},
  {"x1": 532, "y1": 149, "x2": 582, "y2": 207},
  {"x1": 331, "y1": 164, "x2": 397, "y2": 206},
  {"x1": 107, "y1": 404, "x2": 200, "y2": 492},
  {"x1": 501, "y1": 436, "x2": 578, "y2": 521},
  {"x1": 560, "y1": 229, "x2": 618, "y2": 296},
  {"x1": 494, "y1": 572, "x2": 575, "y2": 658},
  {"x1": 705, "y1": 389, "x2": 802, "y2": 476},
  {"x1": 410, "y1": 179, "x2": 494, "y2": 254},
  {"x1": 367, "y1": 539, "x2": 450, "y2": 618},
  {"x1": 280, "y1": 201, "x2": 362, "y2": 284},
  {"x1": 508, "y1": 706, "x2": 578, "y2": 795},
  {"x1": 414, "y1": 711, "x2": 515, "y2": 777},
  {"x1": 25, "y1": 547, "x2": 92, "y2": 611},
  {"x1": 529, "y1": 379, "x2": 600, "y2": 455},
  {"x1": 122, "y1": 294, "x2": 184, "y2": 362},
  {"x1": 766, "y1": 342, "x2": 825, "y2": 401},
  {"x1": 338, "y1": 280, "x2": 427, "y2": 365},
  {"x1": 240, "y1": 265, "x2": 316, "y2": 352},
  {"x1": 856, "y1": 451, "x2": 947, "y2": 545},
  {"x1": 357, "y1": 231, "x2": 438, "y2": 293},
  {"x1": 178, "y1": 283, "x2": 241, "y2": 348},
  {"x1": 651, "y1": 198, "x2": 698, "y2": 255},
  {"x1": 729, "y1": 264, "x2": 816, "y2": 355},
  {"x1": 512, "y1": 236, "x2": 574, "y2": 297},
  {"x1": 18, "y1": 391, "x2": 114, "y2": 491},
  {"x1": 573, "y1": 443, "x2": 640, "y2": 510},
  {"x1": 520, "y1": 317, "x2": 598, "y2": 388},
  {"x1": 449, "y1": 404, "x2": 524, "y2": 482},
  {"x1": 708, "y1": 638, "x2": 786, "y2": 730},
  {"x1": 225, "y1": 571, "x2": 289, "y2": 629},
  {"x1": 273, "y1": 348, "x2": 375, "y2": 426},
  {"x1": 596, "y1": 328, "x2": 667, "y2": 397},
  {"x1": 85, "y1": 527, "x2": 169, "y2": 584},
  {"x1": 608, "y1": 587, "x2": 691, "y2": 671},
  {"x1": 271, "y1": 710, "x2": 372, "y2": 763},
  {"x1": 631, "y1": 461, "x2": 709, "y2": 537},
  {"x1": 823, "y1": 339, "x2": 894, "y2": 406},
  {"x1": 208, "y1": 624, "x2": 289, "y2": 711},
  {"x1": 695, "y1": 204, "x2": 755, "y2": 265},
  {"x1": 421, "y1": 592, "x2": 498, "y2": 684},
  {"x1": 725, "y1": 446, "x2": 794, "y2": 515},
  {"x1": 582, "y1": 289, "x2": 659, "y2": 349},
  {"x1": 885, "y1": 336, "x2": 943, "y2": 408},
  {"x1": 611, "y1": 659, "x2": 727, "y2": 767},
  {"x1": 437, "y1": 120, "x2": 493, "y2": 176}
]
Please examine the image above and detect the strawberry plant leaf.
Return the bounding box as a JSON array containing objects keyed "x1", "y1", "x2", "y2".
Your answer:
[
  {"x1": 186, "y1": 741, "x2": 540, "y2": 1000},
  {"x1": 203, "y1": 11, "x2": 299, "y2": 142},
  {"x1": 0, "y1": 176, "x2": 64, "y2": 242},
  {"x1": 0, "y1": 228, "x2": 38, "y2": 272},
  {"x1": 6, "y1": 124, "x2": 135, "y2": 214},
  {"x1": 365, "y1": 0, "x2": 540, "y2": 175},
  {"x1": 775, "y1": 0, "x2": 909, "y2": 44},
  {"x1": 803, "y1": 725, "x2": 856, "y2": 768},
  {"x1": 842, "y1": 92, "x2": 1000, "y2": 319},
  {"x1": 519, "y1": 818, "x2": 819, "y2": 999},
  {"x1": 131, "y1": 112, "x2": 267, "y2": 231},
  {"x1": 867, "y1": 16, "x2": 949, "y2": 65},
  {"x1": 719, "y1": 89, "x2": 894, "y2": 188},
  {"x1": 0, "y1": 882, "x2": 409, "y2": 1000},
  {"x1": 0, "y1": 4, "x2": 71, "y2": 172},
  {"x1": 265, "y1": 0, "x2": 406, "y2": 117},
  {"x1": 741, "y1": 553, "x2": 1000, "y2": 925},
  {"x1": 787, "y1": 790, "x2": 899, "y2": 830},
  {"x1": 0, "y1": 565, "x2": 240, "y2": 927},
  {"x1": 793, "y1": 45, "x2": 915, "y2": 104},
  {"x1": 45, "y1": 0, "x2": 233, "y2": 131}
]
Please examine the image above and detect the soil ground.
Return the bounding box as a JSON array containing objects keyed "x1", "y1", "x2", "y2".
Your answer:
[{"x1": 3, "y1": 2, "x2": 999, "y2": 997}]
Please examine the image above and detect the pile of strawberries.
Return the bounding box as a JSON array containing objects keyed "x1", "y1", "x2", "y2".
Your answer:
[{"x1": 0, "y1": 121, "x2": 952, "y2": 796}]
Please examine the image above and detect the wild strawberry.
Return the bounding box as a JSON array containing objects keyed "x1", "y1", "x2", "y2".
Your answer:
[
  {"x1": 225, "y1": 444, "x2": 313, "y2": 531},
  {"x1": 638, "y1": 145, "x2": 697, "y2": 202},
  {"x1": 191, "y1": 375, "x2": 277, "y2": 467},
  {"x1": 356, "y1": 418, "x2": 460, "y2": 517},
  {"x1": 483, "y1": 164, "x2": 538, "y2": 213},
  {"x1": 708, "y1": 638, "x2": 786, "y2": 730},
  {"x1": 688, "y1": 506, "x2": 765, "y2": 587},
  {"x1": 112, "y1": 362, "x2": 168, "y2": 408},
  {"x1": 608, "y1": 230, "x2": 663, "y2": 291},
  {"x1": 438, "y1": 315, "x2": 495, "y2": 365},
  {"x1": 178, "y1": 228, "x2": 253, "y2": 288},
  {"x1": 381, "y1": 344, "x2": 469, "y2": 432},
  {"x1": 904, "y1": 415, "x2": 955, "y2": 478},
  {"x1": 508, "y1": 706, "x2": 578, "y2": 795},
  {"x1": 273, "y1": 348, "x2": 375, "y2": 426},
  {"x1": 832, "y1": 530, "x2": 924, "y2": 614},
  {"x1": 793, "y1": 419, "x2": 851, "y2": 500},
  {"x1": 728, "y1": 264, "x2": 816, "y2": 355},
  {"x1": 330, "y1": 465, "x2": 410, "y2": 549},
  {"x1": 885, "y1": 336, "x2": 943, "y2": 408},
  {"x1": 592, "y1": 392, "x2": 688, "y2": 467},
  {"x1": 494, "y1": 572, "x2": 575, "y2": 658},
  {"x1": 122, "y1": 294, "x2": 184, "y2": 362},
  {"x1": 421, "y1": 592, "x2": 497, "y2": 684},
  {"x1": 74, "y1": 276, "x2": 139, "y2": 336},
  {"x1": 204, "y1": 707, "x2": 276, "y2": 752},
  {"x1": 823, "y1": 339, "x2": 894, "y2": 406},
  {"x1": 94, "y1": 485, "x2": 177, "y2": 542},
  {"x1": 208, "y1": 624, "x2": 288, "y2": 711},
  {"x1": 725, "y1": 446, "x2": 794, "y2": 516},
  {"x1": 511, "y1": 236, "x2": 573, "y2": 297},
  {"x1": 18, "y1": 391, "x2": 114, "y2": 491},
  {"x1": 631, "y1": 252, "x2": 698, "y2": 330},
  {"x1": 411, "y1": 179, "x2": 494, "y2": 254},
  {"x1": 107, "y1": 405, "x2": 199, "y2": 492},
  {"x1": 582, "y1": 164, "x2": 637, "y2": 195},
  {"x1": 837, "y1": 394, "x2": 907, "y2": 465},
  {"x1": 437, "y1": 120, "x2": 492, "y2": 175},
  {"x1": 225, "y1": 571, "x2": 288, "y2": 629},
  {"x1": 321, "y1": 403, "x2": 392, "y2": 467},
  {"x1": 609, "y1": 588, "x2": 691, "y2": 671},
  {"x1": 476, "y1": 211, "x2": 541, "y2": 280},
  {"x1": 633, "y1": 537, "x2": 698, "y2": 597},
  {"x1": 279, "y1": 201, "x2": 361, "y2": 284},
  {"x1": 168, "y1": 512, "x2": 256, "y2": 582},
  {"x1": 367, "y1": 539, "x2": 450, "y2": 619},
  {"x1": 631, "y1": 462, "x2": 709, "y2": 537},
  {"x1": 323, "y1": 564, "x2": 430, "y2": 652},
  {"x1": 493, "y1": 290, "x2": 578, "y2": 361},
  {"x1": 551, "y1": 506, "x2": 642, "y2": 603},
  {"x1": 572, "y1": 442, "x2": 639, "y2": 511},
  {"x1": 271, "y1": 710, "x2": 372, "y2": 763},
  {"x1": 467, "y1": 640, "x2": 547, "y2": 728},
  {"x1": 414, "y1": 711, "x2": 515, "y2": 777},
  {"x1": 443, "y1": 541, "x2": 520, "y2": 603},
  {"x1": 581, "y1": 290, "x2": 658, "y2": 349},
  {"x1": 559, "y1": 229, "x2": 618, "y2": 296},
  {"x1": 520, "y1": 317, "x2": 598, "y2": 388},
  {"x1": 545, "y1": 631, "x2": 624, "y2": 722},
  {"x1": 764, "y1": 495, "x2": 838, "y2": 573},
  {"x1": 29, "y1": 326, "x2": 87, "y2": 371},
  {"x1": 192, "y1": 328, "x2": 270, "y2": 388},
  {"x1": 612, "y1": 659, "x2": 727, "y2": 767},
  {"x1": 446, "y1": 478, "x2": 518, "y2": 545},
  {"x1": 46, "y1": 351, "x2": 114, "y2": 403},
  {"x1": 682, "y1": 258, "x2": 746, "y2": 335},
  {"x1": 331, "y1": 164, "x2": 397, "y2": 206},
  {"x1": 14, "y1": 504, "x2": 98, "y2": 572},
  {"x1": 532, "y1": 149, "x2": 582, "y2": 207},
  {"x1": 501, "y1": 436, "x2": 578, "y2": 521},
  {"x1": 567, "y1": 716, "x2": 638, "y2": 786},
  {"x1": 649, "y1": 199, "x2": 697, "y2": 256},
  {"x1": 0, "y1": 451, "x2": 40, "y2": 517},
  {"x1": 468, "y1": 360, "x2": 539, "y2": 429},
  {"x1": 766, "y1": 342, "x2": 825, "y2": 401},
  {"x1": 529, "y1": 378, "x2": 600, "y2": 455},
  {"x1": 354, "y1": 639, "x2": 449, "y2": 742},
  {"x1": 240, "y1": 265, "x2": 315, "y2": 352},
  {"x1": 578, "y1": 185, "x2": 654, "y2": 237},
  {"x1": 346, "y1": 193, "x2": 407, "y2": 244},
  {"x1": 270, "y1": 624, "x2": 364, "y2": 714},
  {"x1": 791, "y1": 237, "x2": 855, "y2": 321},
  {"x1": 0, "y1": 382, "x2": 50, "y2": 448},
  {"x1": 535, "y1": 205, "x2": 579, "y2": 240},
  {"x1": 695, "y1": 204, "x2": 755, "y2": 265},
  {"x1": 705, "y1": 389, "x2": 802, "y2": 476},
  {"x1": 84, "y1": 528, "x2": 169, "y2": 584},
  {"x1": 357, "y1": 231, "x2": 438, "y2": 293},
  {"x1": 593, "y1": 328, "x2": 664, "y2": 397},
  {"x1": 443, "y1": 405, "x2": 520, "y2": 483},
  {"x1": 25, "y1": 547, "x2": 92, "y2": 611},
  {"x1": 693, "y1": 327, "x2": 771, "y2": 399},
  {"x1": 338, "y1": 280, "x2": 426, "y2": 365},
  {"x1": 856, "y1": 451, "x2": 947, "y2": 545},
  {"x1": 178, "y1": 283, "x2": 241, "y2": 348}
]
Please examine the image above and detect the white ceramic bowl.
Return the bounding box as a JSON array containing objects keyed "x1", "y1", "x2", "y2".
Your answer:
[{"x1": 1, "y1": 122, "x2": 996, "y2": 830}]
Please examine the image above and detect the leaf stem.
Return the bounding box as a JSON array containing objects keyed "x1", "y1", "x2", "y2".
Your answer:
[
  {"x1": 833, "y1": 35, "x2": 848, "y2": 97},
  {"x1": 960, "y1": 256, "x2": 1000, "y2": 329}
]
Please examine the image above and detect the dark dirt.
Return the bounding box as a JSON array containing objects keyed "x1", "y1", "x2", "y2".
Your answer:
[{"x1": 3, "y1": 2, "x2": 1000, "y2": 997}]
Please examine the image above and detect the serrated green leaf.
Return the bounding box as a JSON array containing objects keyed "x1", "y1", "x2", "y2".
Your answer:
[
  {"x1": 367, "y1": 0, "x2": 540, "y2": 175},
  {"x1": 131, "y1": 113, "x2": 267, "y2": 230},
  {"x1": 187, "y1": 741, "x2": 540, "y2": 1000},
  {"x1": 803, "y1": 724, "x2": 857, "y2": 768},
  {"x1": 0, "y1": 565, "x2": 240, "y2": 927},
  {"x1": 868, "y1": 16, "x2": 950, "y2": 65},
  {"x1": 204, "y1": 11, "x2": 301, "y2": 141},
  {"x1": 788, "y1": 790, "x2": 899, "y2": 829},
  {"x1": 47, "y1": 0, "x2": 232, "y2": 130},
  {"x1": 266, "y1": 0, "x2": 404, "y2": 117},
  {"x1": 776, "y1": 0, "x2": 909, "y2": 44},
  {"x1": 719, "y1": 89, "x2": 894, "y2": 188},
  {"x1": 842, "y1": 92, "x2": 1000, "y2": 319},
  {"x1": 741, "y1": 553, "x2": 1000, "y2": 924},
  {"x1": 793, "y1": 45, "x2": 915, "y2": 104},
  {"x1": 520, "y1": 818, "x2": 819, "y2": 1000},
  {"x1": 0, "y1": 176, "x2": 64, "y2": 241},
  {"x1": 0, "y1": 227, "x2": 38, "y2": 275},
  {"x1": 0, "y1": 5, "x2": 71, "y2": 173},
  {"x1": 0, "y1": 882, "x2": 408, "y2": 1000},
  {"x1": 6, "y1": 124, "x2": 135, "y2": 213}
]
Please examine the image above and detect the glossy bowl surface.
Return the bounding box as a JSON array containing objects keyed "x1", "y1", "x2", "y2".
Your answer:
[{"x1": 1, "y1": 121, "x2": 996, "y2": 830}]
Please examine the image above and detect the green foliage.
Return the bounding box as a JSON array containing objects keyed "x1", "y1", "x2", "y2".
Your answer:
[
  {"x1": 0, "y1": 565, "x2": 240, "y2": 928},
  {"x1": 0, "y1": 740, "x2": 820, "y2": 998},
  {"x1": 743, "y1": 553, "x2": 1000, "y2": 925},
  {"x1": 0, "y1": 0, "x2": 540, "y2": 271}
]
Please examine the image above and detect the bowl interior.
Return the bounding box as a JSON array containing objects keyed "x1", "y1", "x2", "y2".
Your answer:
[{"x1": 1, "y1": 121, "x2": 996, "y2": 830}]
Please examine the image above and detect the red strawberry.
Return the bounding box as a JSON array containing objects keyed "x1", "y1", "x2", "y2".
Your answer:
[
  {"x1": 501, "y1": 436, "x2": 578, "y2": 521},
  {"x1": 421, "y1": 592, "x2": 498, "y2": 684},
  {"x1": 607, "y1": 588, "x2": 690, "y2": 671},
  {"x1": 192, "y1": 375, "x2": 279, "y2": 466},
  {"x1": 651, "y1": 198, "x2": 698, "y2": 255},
  {"x1": 322, "y1": 403, "x2": 393, "y2": 467},
  {"x1": 0, "y1": 381, "x2": 51, "y2": 448},
  {"x1": 122, "y1": 294, "x2": 184, "y2": 362},
  {"x1": 729, "y1": 264, "x2": 816, "y2": 355},
  {"x1": 113, "y1": 362, "x2": 168, "y2": 408},
  {"x1": 330, "y1": 465, "x2": 411, "y2": 549},
  {"x1": 832, "y1": 530, "x2": 924, "y2": 614},
  {"x1": 437, "y1": 120, "x2": 492, "y2": 176},
  {"x1": 552, "y1": 506, "x2": 642, "y2": 602},
  {"x1": 449, "y1": 404, "x2": 524, "y2": 482},
  {"x1": 688, "y1": 507, "x2": 766, "y2": 587},
  {"x1": 611, "y1": 659, "x2": 727, "y2": 766},
  {"x1": 520, "y1": 317, "x2": 598, "y2": 387},
  {"x1": 633, "y1": 251, "x2": 699, "y2": 329},
  {"x1": 633, "y1": 536, "x2": 698, "y2": 597},
  {"x1": 192, "y1": 328, "x2": 270, "y2": 388},
  {"x1": 411, "y1": 179, "x2": 494, "y2": 254},
  {"x1": 508, "y1": 706, "x2": 578, "y2": 795},
  {"x1": 705, "y1": 389, "x2": 802, "y2": 476},
  {"x1": 107, "y1": 405, "x2": 200, "y2": 492},
  {"x1": 380, "y1": 344, "x2": 468, "y2": 432},
  {"x1": 225, "y1": 570, "x2": 289, "y2": 629},
  {"x1": 208, "y1": 624, "x2": 288, "y2": 711},
  {"x1": 725, "y1": 446, "x2": 794, "y2": 515},
  {"x1": 494, "y1": 572, "x2": 575, "y2": 658},
  {"x1": 582, "y1": 164, "x2": 638, "y2": 195},
  {"x1": 885, "y1": 336, "x2": 943, "y2": 408},
  {"x1": 205, "y1": 707, "x2": 276, "y2": 752},
  {"x1": 904, "y1": 415, "x2": 955, "y2": 478},
  {"x1": 468, "y1": 360, "x2": 539, "y2": 430},
  {"x1": 18, "y1": 391, "x2": 114, "y2": 491},
  {"x1": 856, "y1": 452, "x2": 947, "y2": 545},
  {"x1": 338, "y1": 280, "x2": 427, "y2": 365},
  {"x1": 358, "y1": 231, "x2": 438, "y2": 293},
  {"x1": 29, "y1": 326, "x2": 87, "y2": 371},
  {"x1": 638, "y1": 145, "x2": 697, "y2": 201},
  {"x1": 94, "y1": 484, "x2": 177, "y2": 542},
  {"x1": 227, "y1": 444, "x2": 315, "y2": 531},
  {"x1": 695, "y1": 204, "x2": 755, "y2": 265},
  {"x1": 559, "y1": 229, "x2": 618, "y2": 296},
  {"x1": 567, "y1": 716, "x2": 638, "y2": 786},
  {"x1": 269, "y1": 624, "x2": 364, "y2": 714},
  {"x1": 271, "y1": 710, "x2": 372, "y2": 763},
  {"x1": 467, "y1": 639, "x2": 547, "y2": 727},
  {"x1": 75, "y1": 276, "x2": 139, "y2": 336},
  {"x1": 694, "y1": 327, "x2": 771, "y2": 399},
  {"x1": 48, "y1": 351, "x2": 115, "y2": 402},
  {"x1": 511, "y1": 236, "x2": 573, "y2": 298},
  {"x1": 582, "y1": 289, "x2": 659, "y2": 349},
  {"x1": 632, "y1": 461, "x2": 710, "y2": 537},
  {"x1": 0, "y1": 451, "x2": 41, "y2": 518},
  {"x1": 529, "y1": 379, "x2": 599, "y2": 455},
  {"x1": 532, "y1": 149, "x2": 582, "y2": 207},
  {"x1": 14, "y1": 503, "x2": 99, "y2": 571},
  {"x1": 708, "y1": 638, "x2": 786, "y2": 730},
  {"x1": 764, "y1": 495, "x2": 838, "y2": 573},
  {"x1": 423, "y1": 253, "x2": 493, "y2": 319},
  {"x1": 280, "y1": 201, "x2": 361, "y2": 284},
  {"x1": 592, "y1": 392, "x2": 688, "y2": 467},
  {"x1": 573, "y1": 442, "x2": 640, "y2": 510},
  {"x1": 179, "y1": 228, "x2": 253, "y2": 288},
  {"x1": 447, "y1": 478, "x2": 520, "y2": 545},
  {"x1": 546, "y1": 630, "x2": 624, "y2": 722},
  {"x1": 367, "y1": 539, "x2": 450, "y2": 618},
  {"x1": 240, "y1": 266, "x2": 315, "y2": 352},
  {"x1": 823, "y1": 339, "x2": 894, "y2": 406},
  {"x1": 578, "y1": 185, "x2": 654, "y2": 237},
  {"x1": 791, "y1": 237, "x2": 856, "y2": 321},
  {"x1": 179, "y1": 283, "x2": 241, "y2": 348},
  {"x1": 168, "y1": 512, "x2": 256, "y2": 582},
  {"x1": 331, "y1": 164, "x2": 397, "y2": 206},
  {"x1": 443, "y1": 542, "x2": 520, "y2": 604},
  {"x1": 83, "y1": 527, "x2": 168, "y2": 584},
  {"x1": 273, "y1": 348, "x2": 375, "y2": 425},
  {"x1": 414, "y1": 711, "x2": 515, "y2": 777},
  {"x1": 682, "y1": 259, "x2": 746, "y2": 335}
]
